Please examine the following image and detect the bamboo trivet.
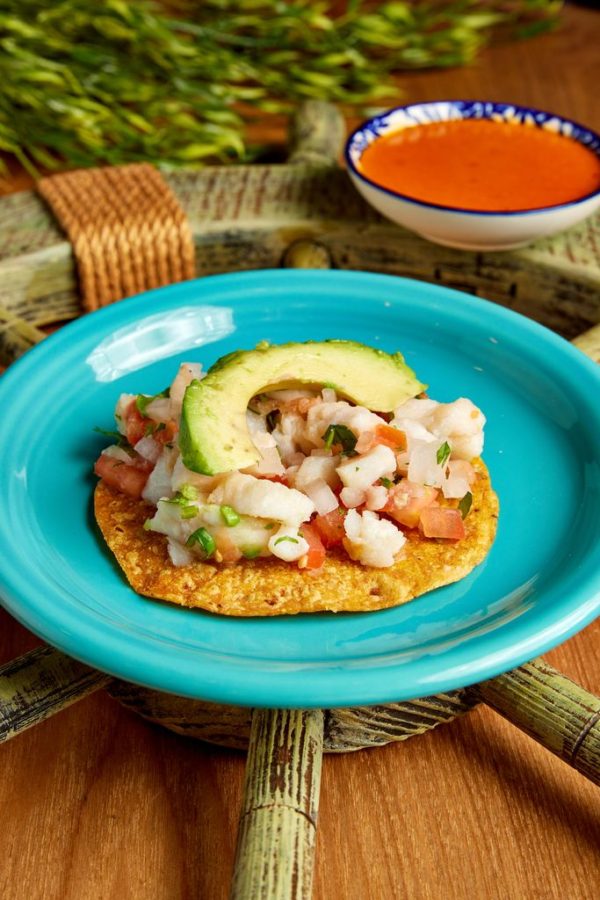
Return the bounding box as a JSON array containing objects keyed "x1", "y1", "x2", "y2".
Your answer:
[{"x1": 0, "y1": 102, "x2": 599, "y2": 900}]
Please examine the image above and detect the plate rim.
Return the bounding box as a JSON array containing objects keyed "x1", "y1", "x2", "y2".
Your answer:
[{"x1": 1, "y1": 269, "x2": 600, "y2": 708}]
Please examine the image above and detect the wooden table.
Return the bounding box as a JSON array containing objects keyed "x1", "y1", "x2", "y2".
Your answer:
[{"x1": 1, "y1": 5, "x2": 599, "y2": 898}]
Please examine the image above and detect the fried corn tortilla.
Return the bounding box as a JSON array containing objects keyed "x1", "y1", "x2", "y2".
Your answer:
[{"x1": 94, "y1": 459, "x2": 498, "y2": 616}]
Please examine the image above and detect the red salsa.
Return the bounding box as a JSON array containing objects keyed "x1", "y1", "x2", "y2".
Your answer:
[{"x1": 358, "y1": 118, "x2": 600, "y2": 212}]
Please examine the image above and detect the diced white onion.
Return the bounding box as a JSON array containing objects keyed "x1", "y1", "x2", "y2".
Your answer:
[
  {"x1": 393, "y1": 418, "x2": 437, "y2": 449},
  {"x1": 442, "y1": 460, "x2": 475, "y2": 499},
  {"x1": 145, "y1": 397, "x2": 172, "y2": 423},
  {"x1": 243, "y1": 425, "x2": 285, "y2": 477},
  {"x1": 355, "y1": 431, "x2": 375, "y2": 454},
  {"x1": 115, "y1": 393, "x2": 136, "y2": 434},
  {"x1": 102, "y1": 445, "x2": 134, "y2": 464},
  {"x1": 169, "y1": 362, "x2": 202, "y2": 418},
  {"x1": 395, "y1": 450, "x2": 409, "y2": 475},
  {"x1": 142, "y1": 454, "x2": 175, "y2": 505},
  {"x1": 149, "y1": 500, "x2": 192, "y2": 544},
  {"x1": 246, "y1": 410, "x2": 268, "y2": 435},
  {"x1": 340, "y1": 486, "x2": 365, "y2": 509},
  {"x1": 337, "y1": 444, "x2": 396, "y2": 492},
  {"x1": 271, "y1": 412, "x2": 307, "y2": 463},
  {"x1": 134, "y1": 435, "x2": 162, "y2": 464},
  {"x1": 250, "y1": 444, "x2": 285, "y2": 477},
  {"x1": 407, "y1": 440, "x2": 447, "y2": 488},
  {"x1": 321, "y1": 388, "x2": 337, "y2": 403},
  {"x1": 303, "y1": 479, "x2": 339, "y2": 516},
  {"x1": 167, "y1": 538, "x2": 194, "y2": 567},
  {"x1": 295, "y1": 454, "x2": 339, "y2": 491},
  {"x1": 365, "y1": 484, "x2": 388, "y2": 511}
]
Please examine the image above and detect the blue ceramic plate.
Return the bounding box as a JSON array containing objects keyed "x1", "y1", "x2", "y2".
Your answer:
[{"x1": 1, "y1": 271, "x2": 599, "y2": 708}]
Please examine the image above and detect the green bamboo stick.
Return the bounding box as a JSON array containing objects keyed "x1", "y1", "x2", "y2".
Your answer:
[
  {"x1": 474, "y1": 659, "x2": 600, "y2": 786},
  {"x1": 230, "y1": 708, "x2": 324, "y2": 900},
  {"x1": 0, "y1": 646, "x2": 112, "y2": 743},
  {"x1": 287, "y1": 99, "x2": 345, "y2": 168},
  {"x1": 0, "y1": 304, "x2": 45, "y2": 365}
]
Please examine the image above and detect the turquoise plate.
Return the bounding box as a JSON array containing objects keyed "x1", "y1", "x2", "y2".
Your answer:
[{"x1": 1, "y1": 270, "x2": 599, "y2": 708}]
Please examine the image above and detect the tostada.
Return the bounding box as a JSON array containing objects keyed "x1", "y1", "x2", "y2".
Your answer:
[{"x1": 94, "y1": 340, "x2": 498, "y2": 615}]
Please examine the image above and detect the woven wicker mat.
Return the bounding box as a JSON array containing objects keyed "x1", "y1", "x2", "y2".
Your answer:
[{"x1": 38, "y1": 163, "x2": 196, "y2": 311}]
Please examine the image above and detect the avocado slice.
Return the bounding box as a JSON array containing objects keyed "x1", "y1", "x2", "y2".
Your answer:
[{"x1": 179, "y1": 340, "x2": 425, "y2": 475}]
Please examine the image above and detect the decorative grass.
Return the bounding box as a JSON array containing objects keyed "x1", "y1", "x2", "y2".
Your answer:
[{"x1": 0, "y1": 0, "x2": 562, "y2": 173}]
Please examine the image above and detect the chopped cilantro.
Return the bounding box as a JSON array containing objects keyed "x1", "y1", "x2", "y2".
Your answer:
[
  {"x1": 93, "y1": 426, "x2": 129, "y2": 448},
  {"x1": 163, "y1": 495, "x2": 198, "y2": 519},
  {"x1": 274, "y1": 535, "x2": 299, "y2": 545},
  {"x1": 144, "y1": 421, "x2": 166, "y2": 437},
  {"x1": 186, "y1": 527, "x2": 216, "y2": 556},
  {"x1": 220, "y1": 505, "x2": 240, "y2": 527},
  {"x1": 458, "y1": 492, "x2": 473, "y2": 519},
  {"x1": 264, "y1": 522, "x2": 276, "y2": 530},
  {"x1": 380, "y1": 477, "x2": 393, "y2": 489},
  {"x1": 322, "y1": 423, "x2": 357, "y2": 454},
  {"x1": 242, "y1": 547, "x2": 262, "y2": 559},
  {"x1": 436, "y1": 441, "x2": 451, "y2": 467}
]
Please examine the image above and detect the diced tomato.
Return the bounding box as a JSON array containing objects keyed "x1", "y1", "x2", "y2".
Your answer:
[
  {"x1": 94, "y1": 454, "x2": 150, "y2": 499},
  {"x1": 300, "y1": 523, "x2": 326, "y2": 570},
  {"x1": 124, "y1": 401, "x2": 148, "y2": 446},
  {"x1": 125, "y1": 399, "x2": 178, "y2": 447},
  {"x1": 373, "y1": 424, "x2": 407, "y2": 450},
  {"x1": 384, "y1": 480, "x2": 438, "y2": 528},
  {"x1": 154, "y1": 420, "x2": 178, "y2": 445},
  {"x1": 419, "y1": 507, "x2": 465, "y2": 540},
  {"x1": 356, "y1": 424, "x2": 407, "y2": 454},
  {"x1": 313, "y1": 507, "x2": 346, "y2": 548}
]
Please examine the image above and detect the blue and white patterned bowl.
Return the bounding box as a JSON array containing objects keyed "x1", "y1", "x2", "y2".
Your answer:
[{"x1": 345, "y1": 100, "x2": 600, "y2": 251}]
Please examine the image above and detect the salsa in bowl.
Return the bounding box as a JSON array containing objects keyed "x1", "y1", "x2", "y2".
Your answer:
[{"x1": 345, "y1": 100, "x2": 600, "y2": 251}]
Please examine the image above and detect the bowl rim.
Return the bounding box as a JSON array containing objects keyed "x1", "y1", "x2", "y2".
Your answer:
[{"x1": 344, "y1": 99, "x2": 600, "y2": 218}]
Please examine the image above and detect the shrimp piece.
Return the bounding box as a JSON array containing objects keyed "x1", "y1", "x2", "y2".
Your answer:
[
  {"x1": 208, "y1": 472, "x2": 314, "y2": 526},
  {"x1": 343, "y1": 509, "x2": 406, "y2": 568}
]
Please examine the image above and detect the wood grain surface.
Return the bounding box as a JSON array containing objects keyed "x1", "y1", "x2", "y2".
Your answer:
[{"x1": 1, "y1": 5, "x2": 599, "y2": 899}]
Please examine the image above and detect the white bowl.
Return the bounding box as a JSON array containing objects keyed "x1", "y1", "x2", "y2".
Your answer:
[{"x1": 345, "y1": 101, "x2": 600, "y2": 251}]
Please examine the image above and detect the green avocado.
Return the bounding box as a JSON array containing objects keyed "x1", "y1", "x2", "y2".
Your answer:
[{"x1": 179, "y1": 340, "x2": 425, "y2": 475}]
